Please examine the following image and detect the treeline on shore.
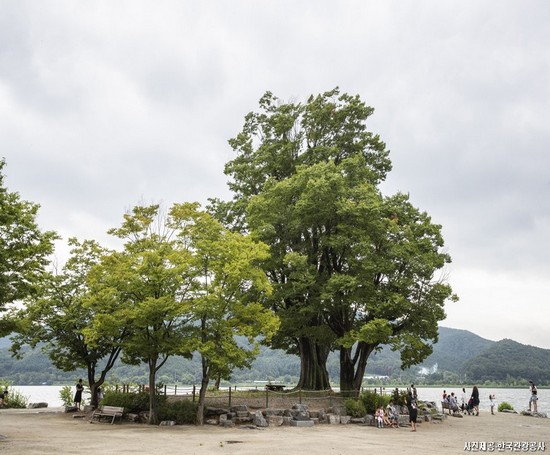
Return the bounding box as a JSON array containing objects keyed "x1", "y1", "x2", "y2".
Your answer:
[{"x1": 2, "y1": 327, "x2": 549, "y2": 387}]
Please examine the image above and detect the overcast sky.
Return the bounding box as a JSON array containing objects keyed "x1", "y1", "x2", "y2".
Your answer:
[{"x1": 2, "y1": 1, "x2": 549, "y2": 349}]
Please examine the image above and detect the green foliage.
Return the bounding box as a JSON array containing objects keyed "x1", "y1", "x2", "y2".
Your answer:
[
  {"x1": 59, "y1": 385, "x2": 73, "y2": 406},
  {"x1": 2, "y1": 388, "x2": 28, "y2": 409},
  {"x1": 158, "y1": 399, "x2": 198, "y2": 424},
  {"x1": 212, "y1": 88, "x2": 455, "y2": 392},
  {"x1": 0, "y1": 159, "x2": 58, "y2": 324},
  {"x1": 101, "y1": 391, "x2": 163, "y2": 413},
  {"x1": 359, "y1": 390, "x2": 391, "y2": 414},
  {"x1": 344, "y1": 398, "x2": 366, "y2": 417},
  {"x1": 498, "y1": 401, "x2": 514, "y2": 412}
]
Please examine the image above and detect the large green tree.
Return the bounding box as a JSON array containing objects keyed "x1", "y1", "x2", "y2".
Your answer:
[
  {"x1": 212, "y1": 89, "x2": 456, "y2": 392},
  {"x1": 0, "y1": 158, "x2": 58, "y2": 331},
  {"x1": 10, "y1": 238, "x2": 124, "y2": 407}
]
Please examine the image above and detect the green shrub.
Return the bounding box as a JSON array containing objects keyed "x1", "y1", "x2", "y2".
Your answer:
[
  {"x1": 359, "y1": 390, "x2": 391, "y2": 414},
  {"x1": 344, "y1": 398, "x2": 366, "y2": 417},
  {"x1": 102, "y1": 391, "x2": 166, "y2": 413},
  {"x1": 498, "y1": 401, "x2": 514, "y2": 412},
  {"x1": 158, "y1": 399, "x2": 198, "y2": 424},
  {"x1": 59, "y1": 386, "x2": 74, "y2": 407},
  {"x1": 4, "y1": 389, "x2": 29, "y2": 409}
]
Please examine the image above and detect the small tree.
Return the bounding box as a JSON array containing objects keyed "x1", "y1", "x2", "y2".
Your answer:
[
  {"x1": 10, "y1": 238, "x2": 125, "y2": 408},
  {"x1": 89, "y1": 204, "x2": 198, "y2": 424},
  {"x1": 169, "y1": 204, "x2": 279, "y2": 424}
]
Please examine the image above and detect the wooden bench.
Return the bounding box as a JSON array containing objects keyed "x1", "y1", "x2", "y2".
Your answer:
[
  {"x1": 441, "y1": 401, "x2": 460, "y2": 415},
  {"x1": 90, "y1": 405, "x2": 124, "y2": 424},
  {"x1": 265, "y1": 384, "x2": 285, "y2": 392}
]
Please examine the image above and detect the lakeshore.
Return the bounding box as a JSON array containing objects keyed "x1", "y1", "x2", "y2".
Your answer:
[{"x1": 0, "y1": 407, "x2": 548, "y2": 454}]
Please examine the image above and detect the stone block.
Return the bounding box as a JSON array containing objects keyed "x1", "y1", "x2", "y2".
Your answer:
[
  {"x1": 231, "y1": 405, "x2": 248, "y2": 413},
  {"x1": 290, "y1": 419, "x2": 314, "y2": 427},
  {"x1": 220, "y1": 420, "x2": 235, "y2": 428},
  {"x1": 328, "y1": 414, "x2": 340, "y2": 425},
  {"x1": 340, "y1": 416, "x2": 351, "y2": 425}
]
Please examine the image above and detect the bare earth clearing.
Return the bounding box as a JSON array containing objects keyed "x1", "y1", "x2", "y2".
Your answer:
[{"x1": 0, "y1": 407, "x2": 549, "y2": 454}]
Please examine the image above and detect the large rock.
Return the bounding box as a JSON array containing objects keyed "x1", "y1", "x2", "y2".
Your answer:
[
  {"x1": 253, "y1": 410, "x2": 268, "y2": 427},
  {"x1": 267, "y1": 415, "x2": 284, "y2": 426}
]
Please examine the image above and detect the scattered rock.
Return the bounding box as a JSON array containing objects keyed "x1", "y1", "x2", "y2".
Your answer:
[
  {"x1": 159, "y1": 421, "x2": 176, "y2": 426},
  {"x1": 28, "y1": 402, "x2": 48, "y2": 409}
]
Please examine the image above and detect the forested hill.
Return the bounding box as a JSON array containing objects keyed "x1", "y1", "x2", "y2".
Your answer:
[
  {"x1": 1, "y1": 327, "x2": 548, "y2": 385},
  {"x1": 421, "y1": 327, "x2": 496, "y2": 371},
  {"x1": 461, "y1": 338, "x2": 550, "y2": 384}
]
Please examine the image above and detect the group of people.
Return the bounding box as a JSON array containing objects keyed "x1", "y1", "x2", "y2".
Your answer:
[
  {"x1": 441, "y1": 380, "x2": 540, "y2": 416},
  {"x1": 443, "y1": 386, "x2": 480, "y2": 415},
  {"x1": 375, "y1": 400, "x2": 399, "y2": 428}
]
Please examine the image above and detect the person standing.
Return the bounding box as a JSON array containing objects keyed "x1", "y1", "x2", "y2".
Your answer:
[
  {"x1": 74, "y1": 379, "x2": 84, "y2": 410},
  {"x1": 461, "y1": 387, "x2": 467, "y2": 414},
  {"x1": 471, "y1": 385, "x2": 480, "y2": 416},
  {"x1": 406, "y1": 390, "x2": 418, "y2": 432},
  {"x1": 489, "y1": 394, "x2": 496, "y2": 415},
  {"x1": 528, "y1": 381, "x2": 538, "y2": 413}
]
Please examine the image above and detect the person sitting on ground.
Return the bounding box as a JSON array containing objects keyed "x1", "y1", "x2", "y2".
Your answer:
[{"x1": 386, "y1": 400, "x2": 399, "y2": 428}]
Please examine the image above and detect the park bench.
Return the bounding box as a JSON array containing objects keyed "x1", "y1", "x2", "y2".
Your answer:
[
  {"x1": 441, "y1": 400, "x2": 460, "y2": 415},
  {"x1": 265, "y1": 384, "x2": 285, "y2": 392},
  {"x1": 90, "y1": 405, "x2": 125, "y2": 424}
]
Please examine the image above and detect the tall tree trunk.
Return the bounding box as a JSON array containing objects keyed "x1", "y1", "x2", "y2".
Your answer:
[
  {"x1": 196, "y1": 355, "x2": 210, "y2": 425},
  {"x1": 196, "y1": 375, "x2": 209, "y2": 425},
  {"x1": 147, "y1": 359, "x2": 158, "y2": 425},
  {"x1": 296, "y1": 337, "x2": 331, "y2": 390}
]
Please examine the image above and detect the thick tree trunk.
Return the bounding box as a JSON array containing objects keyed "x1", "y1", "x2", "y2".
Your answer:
[
  {"x1": 339, "y1": 342, "x2": 375, "y2": 396},
  {"x1": 296, "y1": 337, "x2": 331, "y2": 390}
]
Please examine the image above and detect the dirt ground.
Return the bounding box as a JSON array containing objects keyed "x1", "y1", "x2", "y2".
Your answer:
[{"x1": 0, "y1": 407, "x2": 549, "y2": 454}]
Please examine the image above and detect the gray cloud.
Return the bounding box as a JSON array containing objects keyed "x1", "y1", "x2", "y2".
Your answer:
[{"x1": 1, "y1": 0, "x2": 549, "y2": 348}]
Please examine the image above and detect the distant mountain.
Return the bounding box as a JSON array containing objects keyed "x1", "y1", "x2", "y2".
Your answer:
[
  {"x1": 419, "y1": 327, "x2": 495, "y2": 371},
  {"x1": 1, "y1": 328, "x2": 548, "y2": 385},
  {"x1": 462, "y1": 338, "x2": 550, "y2": 384},
  {"x1": 363, "y1": 327, "x2": 495, "y2": 376}
]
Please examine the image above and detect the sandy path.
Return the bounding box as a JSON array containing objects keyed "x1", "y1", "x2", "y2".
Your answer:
[{"x1": 0, "y1": 408, "x2": 548, "y2": 454}]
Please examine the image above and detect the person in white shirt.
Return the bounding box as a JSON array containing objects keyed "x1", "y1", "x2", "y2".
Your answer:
[{"x1": 528, "y1": 381, "x2": 538, "y2": 413}]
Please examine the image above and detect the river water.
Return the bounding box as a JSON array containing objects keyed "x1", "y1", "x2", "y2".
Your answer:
[{"x1": 9, "y1": 385, "x2": 548, "y2": 413}]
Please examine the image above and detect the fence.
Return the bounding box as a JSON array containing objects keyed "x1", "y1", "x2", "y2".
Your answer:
[{"x1": 113, "y1": 384, "x2": 396, "y2": 410}]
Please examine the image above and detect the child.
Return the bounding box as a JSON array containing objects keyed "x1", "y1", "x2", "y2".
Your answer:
[
  {"x1": 376, "y1": 407, "x2": 385, "y2": 428},
  {"x1": 489, "y1": 394, "x2": 496, "y2": 415}
]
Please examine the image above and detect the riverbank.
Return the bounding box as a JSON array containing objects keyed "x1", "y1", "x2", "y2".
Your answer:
[{"x1": 0, "y1": 407, "x2": 548, "y2": 454}]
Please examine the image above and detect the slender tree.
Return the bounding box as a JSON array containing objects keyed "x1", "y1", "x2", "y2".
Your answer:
[
  {"x1": 10, "y1": 238, "x2": 124, "y2": 408},
  {"x1": 168, "y1": 204, "x2": 279, "y2": 424},
  {"x1": 89, "y1": 204, "x2": 197, "y2": 424}
]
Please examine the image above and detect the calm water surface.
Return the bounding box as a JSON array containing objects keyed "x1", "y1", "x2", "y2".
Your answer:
[{"x1": 9, "y1": 385, "x2": 548, "y2": 413}]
